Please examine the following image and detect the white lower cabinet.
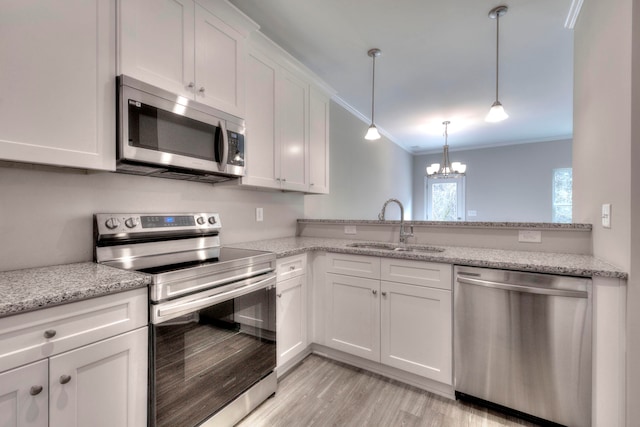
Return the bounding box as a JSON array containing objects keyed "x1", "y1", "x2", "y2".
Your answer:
[
  {"x1": 0, "y1": 360, "x2": 48, "y2": 427},
  {"x1": 380, "y1": 280, "x2": 452, "y2": 383},
  {"x1": 276, "y1": 254, "x2": 308, "y2": 375},
  {"x1": 324, "y1": 253, "x2": 453, "y2": 385},
  {"x1": 49, "y1": 328, "x2": 148, "y2": 427},
  {"x1": 0, "y1": 288, "x2": 148, "y2": 427},
  {"x1": 325, "y1": 273, "x2": 380, "y2": 362}
]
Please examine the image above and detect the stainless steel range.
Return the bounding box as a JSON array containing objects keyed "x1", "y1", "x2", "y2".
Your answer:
[{"x1": 94, "y1": 213, "x2": 277, "y2": 427}]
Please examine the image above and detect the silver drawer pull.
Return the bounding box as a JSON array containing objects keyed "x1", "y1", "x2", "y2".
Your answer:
[
  {"x1": 59, "y1": 375, "x2": 72, "y2": 385},
  {"x1": 43, "y1": 330, "x2": 56, "y2": 339},
  {"x1": 372, "y1": 289, "x2": 377, "y2": 295},
  {"x1": 29, "y1": 385, "x2": 43, "y2": 396},
  {"x1": 289, "y1": 266, "x2": 296, "y2": 271}
]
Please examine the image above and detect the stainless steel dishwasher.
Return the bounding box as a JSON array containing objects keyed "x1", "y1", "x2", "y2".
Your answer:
[{"x1": 454, "y1": 266, "x2": 592, "y2": 427}]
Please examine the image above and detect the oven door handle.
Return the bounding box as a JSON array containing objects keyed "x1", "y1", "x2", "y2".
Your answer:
[{"x1": 153, "y1": 273, "x2": 276, "y2": 324}]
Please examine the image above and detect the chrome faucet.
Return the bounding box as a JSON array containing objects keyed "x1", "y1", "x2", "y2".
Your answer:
[{"x1": 378, "y1": 198, "x2": 414, "y2": 244}]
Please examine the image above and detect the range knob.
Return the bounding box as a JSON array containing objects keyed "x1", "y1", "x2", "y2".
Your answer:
[
  {"x1": 105, "y1": 217, "x2": 120, "y2": 230},
  {"x1": 208, "y1": 216, "x2": 217, "y2": 225},
  {"x1": 125, "y1": 217, "x2": 139, "y2": 229},
  {"x1": 196, "y1": 216, "x2": 206, "y2": 225}
]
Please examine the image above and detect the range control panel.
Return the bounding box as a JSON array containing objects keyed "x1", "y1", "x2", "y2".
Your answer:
[{"x1": 95, "y1": 213, "x2": 222, "y2": 235}]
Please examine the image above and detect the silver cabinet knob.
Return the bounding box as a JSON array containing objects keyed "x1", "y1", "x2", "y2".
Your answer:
[
  {"x1": 29, "y1": 385, "x2": 43, "y2": 396},
  {"x1": 59, "y1": 375, "x2": 71, "y2": 385},
  {"x1": 282, "y1": 178, "x2": 287, "y2": 182},
  {"x1": 289, "y1": 266, "x2": 295, "y2": 271},
  {"x1": 277, "y1": 293, "x2": 282, "y2": 298},
  {"x1": 198, "y1": 87, "x2": 205, "y2": 94},
  {"x1": 187, "y1": 82, "x2": 195, "y2": 89},
  {"x1": 381, "y1": 292, "x2": 387, "y2": 297},
  {"x1": 372, "y1": 289, "x2": 377, "y2": 295},
  {"x1": 43, "y1": 330, "x2": 56, "y2": 339}
]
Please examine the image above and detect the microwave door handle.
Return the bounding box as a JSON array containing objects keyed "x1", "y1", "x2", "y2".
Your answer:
[{"x1": 218, "y1": 120, "x2": 229, "y2": 172}]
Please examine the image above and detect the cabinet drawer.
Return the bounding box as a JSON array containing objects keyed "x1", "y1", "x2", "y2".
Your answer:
[
  {"x1": 381, "y1": 258, "x2": 452, "y2": 290},
  {"x1": 277, "y1": 253, "x2": 307, "y2": 281},
  {"x1": 326, "y1": 253, "x2": 380, "y2": 279},
  {"x1": 0, "y1": 288, "x2": 147, "y2": 373}
]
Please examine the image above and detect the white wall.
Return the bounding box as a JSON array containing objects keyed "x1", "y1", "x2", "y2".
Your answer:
[
  {"x1": 573, "y1": 0, "x2": 637, "y2": 424},
  {"x1": 412, "y1": 139, "x2": 572, "y2": 222},
  {"x1": 304, "y1": 101, "x2": 414, "y2": 220},
  {"x1": 0, "y1": 162, "x2": 303, "y2": 271}
]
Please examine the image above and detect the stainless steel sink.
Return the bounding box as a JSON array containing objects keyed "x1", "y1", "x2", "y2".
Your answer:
[{"x1": 347, "y1": 242, "x2": 445, "y2": 253}]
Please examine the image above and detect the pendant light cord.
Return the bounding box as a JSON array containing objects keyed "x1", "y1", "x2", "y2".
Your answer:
[
  {"x1": 371, "y1": 54, "x2": 376, "y2": 123},
  {"x1": 495, "y1": 13, "x2": 500, "y2": 103}
]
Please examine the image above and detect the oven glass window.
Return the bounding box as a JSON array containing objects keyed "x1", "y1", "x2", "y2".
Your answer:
[
  {"x1": 151, "y1": 286, "x2": 276, "y2": 427},
  {"x1": 128, "y1": 101, "x2": 220, "y2": 161}
]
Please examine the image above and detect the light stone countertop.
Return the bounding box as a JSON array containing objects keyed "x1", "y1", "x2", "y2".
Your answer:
[
  {"x1": 0, "y1": 262, "x2": 151, "y2": 318},
  {"x1": 228, "y1": 236, "x2": 627, "y2": 279}
]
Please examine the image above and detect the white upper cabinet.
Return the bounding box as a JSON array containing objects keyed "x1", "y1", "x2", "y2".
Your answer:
[
  {"x1": 119, "y1": 0, "x2": 195, "y2": 99},
  {"x1": 278, "y1": 68, "x2": 308, "y2": 192},
  {"x1": 308, "y1": 87, "x2": 330, "y2": 194},
  {"x1": 118, "y1": 0, "x2": 256, "y2": 117},
  {"x1": 0, "y1": 0, "x2": 116, "y2": 171},
  {"x1": 235, "y1": 32, "x2": 334, "y2": 193}
]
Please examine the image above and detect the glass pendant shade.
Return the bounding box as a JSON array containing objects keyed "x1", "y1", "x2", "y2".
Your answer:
[
  {"x1": 365, "y1": 124, "x2": 381, "y2": 140},
  {"x1": 485, "y1": 101, "x2": 509, "y2": 122}
]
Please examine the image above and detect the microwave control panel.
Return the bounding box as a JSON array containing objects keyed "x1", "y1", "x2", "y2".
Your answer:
[{"x1": 227, "y1": 131, "x2": 245, "y2": 167}]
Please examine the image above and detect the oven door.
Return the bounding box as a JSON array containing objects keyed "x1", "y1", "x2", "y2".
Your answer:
[{"x1": 149, "y1": 273, "x2": 276, "y2": 427}]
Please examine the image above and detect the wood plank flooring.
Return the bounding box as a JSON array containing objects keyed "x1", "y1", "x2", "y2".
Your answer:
[{"x1": 237, "y1": 355, "x2": 539, "y2": 427}]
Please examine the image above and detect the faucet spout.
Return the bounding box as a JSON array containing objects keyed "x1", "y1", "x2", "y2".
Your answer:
[{"x1": 378, "y1": 198, "x2": 414, "y2": 244}]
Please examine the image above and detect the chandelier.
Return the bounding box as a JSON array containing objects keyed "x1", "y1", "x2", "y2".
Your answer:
[{"x1": 425, "y1": 121, "x2": 467, "y2": 178}]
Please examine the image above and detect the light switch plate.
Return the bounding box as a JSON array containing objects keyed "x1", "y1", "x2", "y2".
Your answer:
[
  {"x1": 344, "y1": 225, "x2": 357, "y2": 235},
  {"x1": 518, "y1": 230, "x2": 542, "y2": 243},
  {"x1": 602, "y1": 204, "x2": 611, "y2": 228}
]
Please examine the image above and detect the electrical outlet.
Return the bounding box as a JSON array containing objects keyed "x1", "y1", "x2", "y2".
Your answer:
[
  {"x1": 602, "y1": 204, "x2": 611, "y2": 228},
  {"x1": 344, "y1": 225, "x2": 357, "y2": 235},
  {"x1": 256, "y1": 207, "x2": 263, "y2": 222},
  {"x1": 518, "y1": 230, "x2": 541, "y2": 243},
  {"x1": 467, "y1": 210, "x2": 477, "y2": 217}
]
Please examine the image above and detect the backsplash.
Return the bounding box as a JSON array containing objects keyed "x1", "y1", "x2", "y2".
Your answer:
[{"x1": 0, "y1": 162, "x2": 303, "y2": 271}]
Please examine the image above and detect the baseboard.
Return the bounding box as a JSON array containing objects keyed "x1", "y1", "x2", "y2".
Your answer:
[{"x1": 277, "y1": 347, "x2": 313, "y2": 379}]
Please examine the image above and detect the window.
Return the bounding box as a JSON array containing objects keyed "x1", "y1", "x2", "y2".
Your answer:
[
  {"x1": 426, "y1": 176, "x2": 466, "y2": 221},
  {"x1": 552, "y1": 168, "x2": 572, "y2": 223}
]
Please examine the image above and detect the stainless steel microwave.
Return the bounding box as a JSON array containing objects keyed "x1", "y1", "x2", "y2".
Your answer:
[{"x1": 116, "y1": 75, "x2": 245, "y2": 183}]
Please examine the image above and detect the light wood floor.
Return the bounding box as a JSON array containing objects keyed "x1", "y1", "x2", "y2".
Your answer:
[{"x1": 237, "y1": 355, "x2": 538, "y2": 427}]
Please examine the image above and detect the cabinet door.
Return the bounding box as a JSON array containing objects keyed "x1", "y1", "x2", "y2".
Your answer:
[
  {"x1": 195, "y1": 4, "x2": 246, "y2": 116},
  {"x1": 119, "y1": 0, "x2": 195, "y2": 99},
  {"x1": 308, "y1": 87, "x2": 330, "y2": 194},
  {"x1": 0, "y1": 0, "x2": 116, "y2": 170},
  {"x1": 0, "y1": 360, "x2": 48, "y2": 427},
  {"x1": 278, "y1": 68, "x2": 308, "y2": 191},
  {"x1": 276, "y1": 275, "x2": 308, "y2": 370},
  {"x1": 380, "y1": 281, "x2": 452, "y2": 384},
  {"x1": 242, "y1": 48, "x2": 281, "y2": 188},
  {"x1": 49, "y1": 327, "x2": 148, "y2": 427},
  {"x1": 325, "y1": 273, "x2": 380, "y2": 362}
]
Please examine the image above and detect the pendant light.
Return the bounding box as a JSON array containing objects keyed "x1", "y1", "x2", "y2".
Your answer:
[
  {"x1": 486, "y1": 5, "x2": 509, "y2": 123},
  {"x1": 364, "y1": 48, "x2": 382, "y2": 140},
  {"x1": 426, "y1": 121, "x2": 467, "y2": 178}
]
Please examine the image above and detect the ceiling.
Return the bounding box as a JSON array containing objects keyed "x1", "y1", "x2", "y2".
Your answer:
[{"x1": 228, "y1": 0, "x2": 574, "y2": 154}]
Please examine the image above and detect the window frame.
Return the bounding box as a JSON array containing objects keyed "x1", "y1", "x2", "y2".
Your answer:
[
  {"x1": 552, "y1": 167, "x2": 573, "y2": 223},
  {"x1": 425, "y1": 175, "x2": 466, "y2": 221}
]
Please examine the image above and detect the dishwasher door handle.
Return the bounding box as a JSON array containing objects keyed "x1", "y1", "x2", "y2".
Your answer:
[{"x1": 456, "y1": 275, "x2": 588, "y2": 298}]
